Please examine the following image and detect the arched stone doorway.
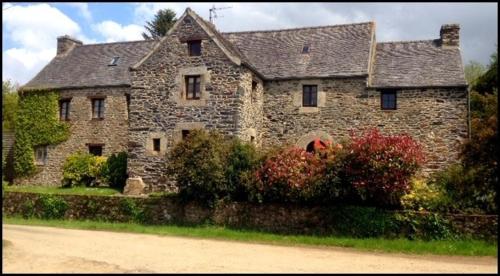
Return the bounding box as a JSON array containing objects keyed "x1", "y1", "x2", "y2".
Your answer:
[{"x1": 296, "y1": 130, "x2": 333, "y2": 151}]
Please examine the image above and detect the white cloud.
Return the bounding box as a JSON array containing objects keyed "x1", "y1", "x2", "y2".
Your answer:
[
  {"x1": 67, "y1": 3, "x2": 92, "y2": 21},
  {"x1": 93, "y1": 20, "x2": 144, "y2": 42},
  {"x1": 2, "y1": 3, "x2": 92, "y2": 85}
]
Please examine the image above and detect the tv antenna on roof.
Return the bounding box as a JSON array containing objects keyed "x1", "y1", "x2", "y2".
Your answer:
[{"x1": 209, "y1": 5, "x2": 232, "y2": 24}]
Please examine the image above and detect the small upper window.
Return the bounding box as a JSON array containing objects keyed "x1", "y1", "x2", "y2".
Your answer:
[
  {"x1": 188, "y1": 40, "x2": 201, "y2": 56},
  {"x1": 35, "y1": 146, "x2": 48, "y2": 165},
  {"x1": 153, "y1": 138, "x2": 161, "y2": 152},
  {"x1": 59, "y1": 99, "x2": 71, "y2": 121},
  {"x1": 302, "y1": 45, "x2": 310, "y2": 54},
  {"x1": 92, "y1": 98, "x2": 105, "y2": 119},
  {"x1": 381, "y1": 90, "x2": 397, "y2": 110},
  {"x1": 109, "y1": 57, "x2": 120, "y2": 66},
  {"x1": 252, "y1": 81, "x2": 258, "y2": 92},
  {"x1": 302, "y1": 85, "x2": 318, "y2": 107}
]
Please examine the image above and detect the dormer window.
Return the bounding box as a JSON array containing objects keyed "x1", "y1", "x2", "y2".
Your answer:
[
  {"x1": 302, "y1": 45, "x2": 310, "y2": 54},
  {"x1": 109, "y1": 57, "x2": 119, "y2": 66},
  {"x1": 188, "y1": 40, "x2": 201, "y2": 56}
]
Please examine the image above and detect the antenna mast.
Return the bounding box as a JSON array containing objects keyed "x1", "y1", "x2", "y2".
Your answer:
[{"x1": 209, "y1": 5, "x2": 232, "y2": 24}]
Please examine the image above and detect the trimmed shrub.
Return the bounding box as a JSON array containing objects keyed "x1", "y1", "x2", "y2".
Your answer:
[
  {"x1": 166, "y1": 129, "x2": 230, "y2": 203},
  {"x1": 343, "y1": 128, "x2": 425, "y2": 206},
  {"x1": 101, "y1": 151, "x2": 128, "y2": 191},
  {"x1": 224, "y1": 139, "x2": 261, "y2": 201},
  {"x1": 167, "y1": 129, "x2": 262, "y2": 204},
  {"x1": 62, "y1": 152, "x2": 107, "y2": 187},
  {"x1": 255, "y1": 146, "x2": 325, "y2": 203}
]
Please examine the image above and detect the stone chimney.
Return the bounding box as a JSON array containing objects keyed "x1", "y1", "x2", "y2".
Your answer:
[
  {"x1": 57, "y1": 35, "x2": 83, "y2": 55},
  {"x1": 440, "y1": 24, "x2": 460, "y2": 48}
]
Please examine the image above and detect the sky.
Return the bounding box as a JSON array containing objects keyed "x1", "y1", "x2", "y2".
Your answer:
[{"x1": 2, "y1": 2, "x2": 498, "y2": 86}]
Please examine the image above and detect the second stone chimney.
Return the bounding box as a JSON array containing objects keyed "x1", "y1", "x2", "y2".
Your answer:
[
  {"x1": 440, "y1": 24, "x2": 460, "y2": 48},
  {"x1": 57, "y1": 35, "x2": 83, "y2": 55}
]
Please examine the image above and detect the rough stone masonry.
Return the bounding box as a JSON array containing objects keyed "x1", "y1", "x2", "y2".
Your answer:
[{"x1": 19, "y1": 8, "x2": 468, "y2": 192}]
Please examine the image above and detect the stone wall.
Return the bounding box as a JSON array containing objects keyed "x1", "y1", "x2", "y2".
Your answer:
[
  {"x1": 15, "y1": 87, "x2": 129, "y2": 186},
  {"x1": 128, "y1": 13, "x2": 255, "y2": 192},
  {"x1": 262, "y1": 77, "x2": 468, "y2": 172},
  {"x1": 3, "y1": 191, "x2": 496, "y2": 241}
]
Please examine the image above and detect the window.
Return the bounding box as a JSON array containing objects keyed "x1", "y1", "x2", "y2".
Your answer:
[
  {"x1": 250, "y1": 136, "x2": 255, "y2": 144},
  {"x1": 59, "y1": 99, "x2": 71, "y2": 120},
  {"x1": 182, "y1": 130, "x2": 191, "y2": 140},
  {"x1": 185, "y1": 76, "x2": 201, "y2": 100},
  {"x1": 153, "y1": 138, "x2": 161, "y2": 152},
  {"x1": 188, "y1": 40, "x2": 201, "y2": 56},
  {"x1": 125, "y1": 94, "x2": 131, "y2": 117},
  {"x1": 302, "y1": 45, "x2": 310, "y2": 54},
  {"x1": 92, "y1": 98, "x2": 105, "y2": 119},
  {"x1": 88, "y1": 145, "x2": 103, "y2": 156},
  {"x1": 381, "y1": 90, "x2": 397, "y2": 110},
  {"x1": 109, "y1": 57, "x2": 119, "y2": 66},
  {"x1": 252, "y1": 81, "x2": 258, "y2": 92},
  {"x1": 302, "y1": 85, "x2": 318, "y2": 107},
  {"x1": 35, "y1": 146, "x2": 48, "y2": 165}
]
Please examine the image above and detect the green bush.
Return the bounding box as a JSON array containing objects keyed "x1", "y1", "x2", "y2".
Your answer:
[
  {"x1": 430, "y1": 164, "x2": 496, "y2": 214},
  {"x1": 394, "y1": 212, "x2": 455, "y2": 241},
  {"x1": 224, "y1": 139, "x2": 261, "y2": 201},
  {"x1": 120, "y1": 197, "x2": 144, "y2": 223},
  {"x1": 167, "y1": 129, "x2": 259, "y2": 204},
  {"x1": 100, "y1": 151, "x2": 128, "y2": 190},
  {"x1": 166, "y1": 129, "x2": 228, "y2": 203},
  {"x1": 37, "y1": 194, "x2": 68, "y2": 219},
  {"x1": 62, "y1": 152, "x2": 107, "y2": 187}
]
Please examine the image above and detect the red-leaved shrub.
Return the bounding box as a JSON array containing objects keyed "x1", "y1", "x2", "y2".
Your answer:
[
  {"x1": 344, "y1": 128, "x2": 425, "y2": 206},
  {"x1": 255, "y1": 147, "x2": 325, "y2": 203}
]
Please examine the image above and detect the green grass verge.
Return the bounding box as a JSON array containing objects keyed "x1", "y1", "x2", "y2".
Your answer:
[
  {"x1": 4, "y1": 185, "x2": 120, "y2": 196},
  {"x1": 3, "y1": 216, "x2": 497, "y2": 257}
]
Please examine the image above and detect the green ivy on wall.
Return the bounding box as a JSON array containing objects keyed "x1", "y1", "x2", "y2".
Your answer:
[{"x1": 13, "y1": 91, "x2": 70, "y2": 177}]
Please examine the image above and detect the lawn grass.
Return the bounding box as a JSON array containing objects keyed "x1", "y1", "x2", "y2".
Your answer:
[
  {"x1": 3, "y1": 185, "x2": 120, "y2": 196},
  {"x1": 3, "y1": 216, "x2": 497, "y2": 257}
]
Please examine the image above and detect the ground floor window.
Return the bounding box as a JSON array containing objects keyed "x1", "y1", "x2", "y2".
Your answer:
[
  {"x1": 34, "y1": 146, "x2": 48, "y2": 165},
  {"x1": 88, "y1": 144, "x2": 103, "y2": 156},
  {"x1": 182, "y1": 130, "x2": 191, "y2": 140}
]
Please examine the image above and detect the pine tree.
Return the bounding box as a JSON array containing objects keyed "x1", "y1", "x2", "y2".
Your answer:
[{"x1": 142, "y1": 9, "x2": 177, "y2": 40}]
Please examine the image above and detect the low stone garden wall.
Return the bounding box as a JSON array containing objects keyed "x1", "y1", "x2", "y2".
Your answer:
[{"x1": 2, "y1": 191, "x2": 497, "y2": 241}]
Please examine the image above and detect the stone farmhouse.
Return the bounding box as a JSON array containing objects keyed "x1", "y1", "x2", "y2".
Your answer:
[{"x1": 19, "y1": 8, "x2": 468, "y2": 192}]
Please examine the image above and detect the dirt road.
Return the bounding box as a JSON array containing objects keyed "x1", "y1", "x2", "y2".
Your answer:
[{"x1": 2, "y1": 224, "x2": 497, "y2": 273}]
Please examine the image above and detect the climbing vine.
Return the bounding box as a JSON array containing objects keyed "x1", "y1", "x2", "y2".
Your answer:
[{"x1": 13, "y1": 90, "x2": 70, "y2": 177}]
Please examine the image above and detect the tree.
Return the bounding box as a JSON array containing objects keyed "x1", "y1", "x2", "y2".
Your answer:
[
  {"x1": 474, "y1": 49, "x2": 498, "y2": 94},
  {"x1": 142, "y1": 8, "x2": 177, "y2": 40},
  {"x1": 2, "y1": 80, "x2": 19, "y2": 131},
  {"x1": 464, "y1": 60, "x2": 486, "y2": 87}
]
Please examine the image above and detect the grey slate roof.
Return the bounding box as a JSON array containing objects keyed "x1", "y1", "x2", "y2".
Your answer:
[
  {"x1": 23, "y1": 40, "x2": 157, "y2": 90},
  {"x1": 371, "y1": 40, "x2": 467, "y2": 88},
  {"x1": 222, "y1": 23, "x2": 374, "y2": 79}
]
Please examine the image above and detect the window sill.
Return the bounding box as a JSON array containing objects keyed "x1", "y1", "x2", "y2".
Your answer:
[
  {"x1": 299, "y1": 106, "x2": 319, "y2": 113},
  {"x1": 91, "y1": 118, "x2": 105, "y2": 121}
]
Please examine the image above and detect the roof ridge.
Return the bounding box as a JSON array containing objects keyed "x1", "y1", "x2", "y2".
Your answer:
[
  {"x1": 80, "y1": 39, "x2": 158, "y2": 47},
  {"x1": 222, "y1": 21, "x2": 374, "y2": 35},
  {"x1": 377, "y1": 39, "x2": 438, "y2": 45}
]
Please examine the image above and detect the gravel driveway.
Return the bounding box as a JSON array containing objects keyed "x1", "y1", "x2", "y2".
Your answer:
[{"x1": 2, "y1": 224, "x2": 497, "y2": 273}]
